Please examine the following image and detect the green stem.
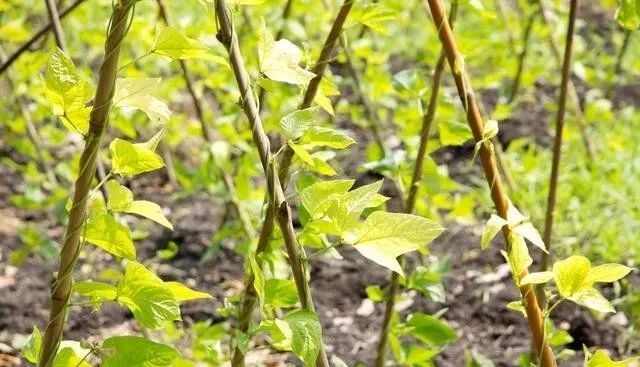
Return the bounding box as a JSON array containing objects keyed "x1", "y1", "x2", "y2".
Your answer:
[
  {"x1": 214, "y1": 2, "x2": 330, "y2": 366},
  {"x1": 374, "y1": 3, "x2": 458, "y2": 365},
  {"x1": 38, "y1": 2, "x2": 136, "y2": 366},
  {"x1": 535, "y1": 0, "x2": 595, "y2": 160},
  {"x1": 539, "y1": 0, "x2": 578, "y2": 292}
]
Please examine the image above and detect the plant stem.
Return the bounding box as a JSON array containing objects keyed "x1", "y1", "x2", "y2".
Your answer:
[
  {"x1": 0, "y1": 0, "x2": 87, "y2": 75},
  {"x1": 44, "y1": 0, "x2": 68, "y2": 51},
  {"x1": 423, "y1": 0, "x2": 556, "y2": 365},
  {"x1": 508, "y1": 10, "x2": 536, "y2": 103},
  {"x1": 535, "y1": 0, "x2": 595, "y2": 160},
  {"x1": 214, "y1": 2, "x2": 330, "y2": 366},
  {"x1": 539, "y1": 0, "x2": 578, "y2": 281},
  {"x1": 38, "y1": 2, "x2": 135, "y2": 366},
  {"x1": 374, "y1": 3, "x2": 458, "y2": 365},
  {"x1": 230, "y1": 2, "x2": 354, "y2": 364}
]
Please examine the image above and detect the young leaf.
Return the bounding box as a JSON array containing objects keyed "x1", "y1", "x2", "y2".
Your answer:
[
  {"x1": 249, "y1": 255, "x2": 266, "y2": 315},
  {"x1": 520, "y1": 271, "x2": 554, "y2": 286},
  {"x1": 300, "y1": 127, "x2": 356, "y2": 149},
  {"x1": 84, "y1": 210, "x2": 135, "y2": 260},
  {"x1": 52, "y1": 347, "x2": 91, "y2": 367},
  {"x1": 585, "y1": 349, "x2": 640, "y2": 367},
  {"x1": 22, "y1": 326, "x2": 42, "y2": 364},
  {"x1": 165, "y1": 282, "x2": 213, "y2": 302},
  {"x1": 110, "y1": 138, "x2": 165, "y2": 177},
  {"x1": 153, "y1": 26, "x2": 228, "y2": 65},
  {"x1": 106, "y1": 180, "x2": 172, "y2": 229},
  {"x1": 282, "y1": 310, "x2": 322, "y2": 366},
  {"x1": 406, "y1": 313, "x2": 457, "y2": 345},
  {"x1": 553, "y1": 255, "x2": 592, "y2": 298},
  {"x1": 480, "y1": 214, "x2": 507, "y2": 249},
  {"x1": 102, "y1": 336, "x2": 179, "y2": 367},
  {"x1": 127, "y1": 200, "x2": 173, "y2": 230},
  {"x1": 353, "y1": 212, "x2": 444, "y2": 276},
  {"x1": 438, "y1": 119, "x2": 472, "y2": 146},
  {"x1": 502, "y1": 233, "x2": 532, "y2": 281},
  {"x1": 258, "y1": 20, "x2": 315, "y2": 85},
  {"x1": 506, "y1": 204, "x2": 546, "y2": 252},
  {"x1": 299, "y1": 180, "x2": 355, "y2": 219},
  {"x1": 280, "y1": 107, "x2": 318, "y2": 141},
  {"x1": 114, "y1": 78, "x2": 171, "y2": 124},
  {"x1": 568, "y1": 287, "x2": 615, "y2": 314},
  {"x1": 264, "y1": 279, "x2": 299, "y2": 308},
  {"x1": 75, "y1": 281, "x2": 118, "y2": 302},
  {"x1": 585, "y1": 263, "x2": 633, "y2": 284},
  {"x1": 117, "y1": 262, "x2": 181, "y2": 329}
]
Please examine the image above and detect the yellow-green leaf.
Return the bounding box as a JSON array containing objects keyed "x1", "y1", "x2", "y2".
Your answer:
[
  {"x1": 568, "y1": 287, "x2": 615, "y2": 314},
  {"x1": 586, "y1": 349, "x2": 640, "y2": 366},
  {"x1": 165, "y1": 282, "x2": 212, "y2": 302},
  {"x1": 153, "y1": 26, "x2": 228, "y2": 65},
  {"x1": 553, "y1": 255, "x2": 591, "y2": 298},
  {"x1": 585, "y1": 264, "x2": 632, "y2": 284},
  {"x1": 480, "y1": 214, "x2": 507, "y2": 249},
  {"x1": 127, "y1": 200, "x2": 173, "y2": 230},
  {"x1": 114, "y1": 78, "x2": 171, "y2": 124},
  {"x1": 520, "y1": 271, "x2": 554, "y2": 286},
  {"x1": 110, "y1": 138, "x2": 165, "y2": 177},
  {"x1": 258, "y1": 20, "x2": 315, "y2": 85},
  {"x1": 354, "y1": 212, "x2": 444, "y2": 276},
  {"x1": 84, "y1": 210, "x2": 135, "y2": 260}
]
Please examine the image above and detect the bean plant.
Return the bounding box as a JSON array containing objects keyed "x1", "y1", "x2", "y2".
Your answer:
[{"x1": 0, "y1": 0, "x2": 638, "y2": 366}]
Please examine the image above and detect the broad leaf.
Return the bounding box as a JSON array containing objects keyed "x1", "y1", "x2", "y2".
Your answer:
[
  {"x1": 586, "y1": 349, "x2": 640, "y2": 366},
  {"x1": 117, "y1": 262, "x2": 180, "y2": 329},
  {"x1": 264, "y1": 279, "x2": 299, "y2": 308},
  {"x1": 299, "y1": 180, "x2": 354, "y2": 219},
  {"x1": 106, "y1": 180, "x2": 172, "y2": 229},
  {"x1": 53, "y1": 347, "x2": 91, "y2": 367},
  {"x1": 114, "y1": 78, "x2": 171, "y2": 124},
  {"x1": 153, "y1": 26, "x2": 228, "y2": 65},
  {"x1": 84, "y1": 210, "x2": 135, "y2": 260},
  {"x1": 585, "y1": 264, "x2": 632, "y2": 284},
  {"x1": 165, "y1": 282, "x2": 212, "y2": 302},
  {"x1": 407, "y1": 313, "x2": 457, "y2": 345},
  {"x1": 75, "y1": 281, "x2": 118, "y2": 302},
  {"x1": 354, "y1": 211, "x2": 444, "y2": 276},
  {"x1": 502, "y1": 233, "x2": 532, "y2": 281},
  {"x1": 280, "y1": 107, "x2": 318, "y2": 140},
  {"x1": 553, "y1": 255, "x2": 592, "y2": 298},
  {"x1": 258, "y1": 20, "x2": 315, "y2": 85},
  {"x1": 520, "y1": 271, "x2": 554, "y2": 286},
  {"x1": 102, "y1": 336, "x2": 179, "y2": 367},
  {"x1": 480, "y1": 214, "x2": 507, "y2": 249},
  {"x1": 568, "y1": 287, "x2": 615, "y2": 314},
  {"x1": 300, "y1": 127, "x2": 356, "y2": 149},
  {"x1": 22, "y1": 326, "x2": 42, "y2": 364},
  {"x1": 283, "y1": 310, "x2": 322, "y2": 366},
  {"x1": 127, "y1": 200, "x2": 173, "y2": 230},
  {"x1": 110, "y1": 138, "x2": 165, "y2": 177}
]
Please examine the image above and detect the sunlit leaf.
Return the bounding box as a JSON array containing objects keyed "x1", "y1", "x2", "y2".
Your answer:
[
  {"x1": 84, "y1": 210, "x2": 135, "y2": 260},
  {"x1": 153, "y1": 26, "x2": 228, "y2": 65},
  {"x1": 102, "y1": 336, "x2": 179, "y2": 367}
]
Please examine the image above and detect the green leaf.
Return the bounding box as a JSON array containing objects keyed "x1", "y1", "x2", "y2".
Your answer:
[
  {"x1": 53, "y1": 347, "x2": 91, "y2": 367},
  {"x1": 75, "y1": 281, "x2": 118, "y2": 302},
  {"x1": 102, "y1": 336, "x2": 179, "y2": 367},
  {"x1": 438, "y1": 119, "x2": 472, "y2": 146},
  {"x1": 520, "y1": 271, "x2": 554, "y2": 286},
  {"x1": 106, "y1": 180, "x2": 133, "y2": 212},
  {"x1": 280, "y1": 107, "x2": 318, "y2": 140},
  {"x1": 407, "y1": 313, "x2": 457, "y2": 345},
  {"x1": 553, "y1": 255, "x2": 592, "y2": 298},
  {"x1": 354, "y1": 211, "x2": 444, "y2": 276},
  {"x1": 299, "y1": 180, "x2": 354, "y2": 219},
  {"x1": 84, "y1": 210, "x2": 135, "y2": 260},
  {"x1": 585, "y1": 264, "x2": 632, "y2": 284},
  {"x1": 106, "y1": 180, "x2": 172, "y2": 229},
  {"x1": 258, "y1": 20, "x2": 315, "y2": 85},
  {"x1": 249, "y1": 255, "x2": 265, "y2": 315},
  {"x1": 350, "y1": 3, "x2": 397, "y2": 35},
  {"x1": 616, "y1": 0, "x2": 640, "y2": 30},
  {"x1": 300, "y1": 127, "x2": 356, "y2": 149},
  {"x1": 283, "y1": 310, "x2": 322, "y2": 366},
  {"x1": 289, "y1": 142, "x2": 316, "y2": 166},
  {"x1": 568, "y1": 287, "x2": 615, "y2": 314},
  {"x1": 114, "y1": 78, "x2": 171, "y2": 124},
  {"x1": 502, "y1": 233, "x2": 532, "y2": 281},
  {"x1": 165, "y1": 282, "x2": 213, "y2": 302},
  {"x1": 117, "y1": 262, "x2": 180, "y2": 329},
  {"x1": 480, "y1": 214, "x2": 507, "y2": 249},
  {"x1": 110, "y1": 138, "x2": 165, "y2": 177},
  {"x1": 22, "y1": 326, "x2": 42, "y2": 363},
  {"x1": 586, "y1": 349, "x2": 640, "y2": 366},
  {"x1": 127, "y1": 201, "x2": 173, "y2": 230},
  {"x1": 507, "y1": 204, "x2": 546, "y2": 252},
  {"x1": 153, "y1": 26, "x2": 228, "y2": 65},
  {"x1": 264, "y1": 279, "x2": 299, "y2": 308},
  {"x1": 44, "y1": 49, "x2": 90, "y2": 134}
]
